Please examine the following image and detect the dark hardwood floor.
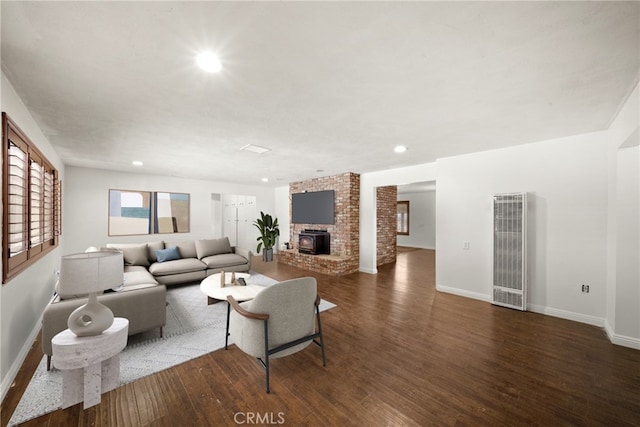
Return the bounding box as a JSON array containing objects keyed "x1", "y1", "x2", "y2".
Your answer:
[{"x1": 2, "y1": 249, "x2": 639, "y2": 426}]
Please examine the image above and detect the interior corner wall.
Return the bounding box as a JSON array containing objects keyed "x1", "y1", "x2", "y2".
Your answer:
[
  {"x1": 605, "y1": 82, "x2": 640, "y2": 348},
  {"x1": 614, "y1": 146, "x2": 639, "y2": 341},
  {"x1": 436, "y1": 131, "x2": 611, "y2": 325},
  {"x1": 1, "y1": 73, "x2": 65, "y2": 400},
  {"x1": 397, "y1": 190, "x2": 436, "y2": 249}
]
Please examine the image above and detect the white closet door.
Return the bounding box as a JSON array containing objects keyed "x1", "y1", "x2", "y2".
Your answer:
[
  {"x1": 236, "y1": 196, "x2": 246, "y2": 250},
  {"x1": 221, "y1": 194, "x2": 257, "y2": 250},
  {"x1": 240, "y1": 196, "x2": 257, "y2": 251},
  {"x1": 223, "y1": 194, "x2": 238, "y2": 246}
]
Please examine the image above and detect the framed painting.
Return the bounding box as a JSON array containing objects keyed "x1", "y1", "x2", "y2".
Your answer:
[
  {"x1": 109, "y1": 190, "x2": 190, "y2": 235},
  {"x1": 154, "y1": 192, "x2": 190, "y2": 233},
  {"x1": 108, "y1": 190, "x2": 152, "y2": 236}
]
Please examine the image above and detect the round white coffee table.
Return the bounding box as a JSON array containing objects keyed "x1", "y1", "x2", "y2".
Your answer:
[
  {"x1": 200, "y1": 272, "x2": 253, "y2": 304},
  {"x1": 200, "y1": 273, "x2": 264, "y2": 349}
]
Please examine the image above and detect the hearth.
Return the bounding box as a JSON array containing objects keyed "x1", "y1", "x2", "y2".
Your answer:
[{"x1": 298, "y1": 230, "x2": 330, "y2": 255}]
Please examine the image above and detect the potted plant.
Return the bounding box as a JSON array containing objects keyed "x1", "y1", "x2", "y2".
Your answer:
[{"x1": 253, "y1": 211, "x2": 280, "y2": 262}]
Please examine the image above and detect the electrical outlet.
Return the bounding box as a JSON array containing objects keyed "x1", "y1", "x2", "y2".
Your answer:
[
  {"x1": 463, "y1": 241, "x2": 470, "y2": 250},
  {"x1": 581, "y1": 284, "x2": 590, "y2": 293}
]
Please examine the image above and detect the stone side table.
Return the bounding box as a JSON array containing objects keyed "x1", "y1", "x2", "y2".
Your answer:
[{"x1": 52, "y1": 317, "x2": 129, "y2": 409}]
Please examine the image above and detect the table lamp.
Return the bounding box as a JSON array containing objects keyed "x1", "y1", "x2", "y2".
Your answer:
[{"x1": 58, "y1": 251, "x2": 124, "y2": 337}]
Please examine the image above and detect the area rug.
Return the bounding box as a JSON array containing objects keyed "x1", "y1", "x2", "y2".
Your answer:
[{"x1": 8, "y1": 273, "x2": 336, "y2": 426}]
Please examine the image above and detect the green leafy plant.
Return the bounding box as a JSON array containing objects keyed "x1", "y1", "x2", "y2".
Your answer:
[{"x1": 253, "y1": 211, "x2": 280, "y2": 253}]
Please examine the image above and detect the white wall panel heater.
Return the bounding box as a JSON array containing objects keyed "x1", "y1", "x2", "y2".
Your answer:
[{"x1": 492, "y1": 193, "x2": 527, "y2": 310}]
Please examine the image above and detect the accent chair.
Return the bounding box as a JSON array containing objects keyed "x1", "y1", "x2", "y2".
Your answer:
[{"x1": 226, "y1": 276, "x2": 326, "y2": 393}]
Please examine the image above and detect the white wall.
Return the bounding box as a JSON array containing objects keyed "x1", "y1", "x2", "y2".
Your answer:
[
  {"x1": 436, "y1": 130, "x2": 613, "y2": 325},
  {"x1": 397, "y1": 190, "x2": 436, "y2": 249},
  {"x1": 63, "y1": 167, "x2": 275, "y2": 254},
  {"x1": 1, "y1": 73, "x2": 65, "y2": 400},
  {"x1": 615, "y1": 146, "x2": 639, "y2": 339},
  {"x1": 605, "y1": 82, "x2": 639, "y2": 348},
  {"x1": 274, "y1": 185, "x2": 290, "y2": 251},
  {"x1": 360, "y1": 163, "x2": 437, "y2": 273}
]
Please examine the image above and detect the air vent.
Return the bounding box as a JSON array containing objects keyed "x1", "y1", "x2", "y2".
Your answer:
[
  {"x1": 492, "y1": 193, "x2": 527, "y2": 311},
  {"x1": 240, "y1": 144, "x2": 270, "y2": 154}
]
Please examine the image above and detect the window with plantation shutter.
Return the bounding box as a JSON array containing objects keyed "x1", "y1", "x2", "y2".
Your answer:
[
  {"x1": 7, "y1": 138, "x2": 28, "y2": 265},
  {"x1": 2, "y1": 113, "x2": 60, "y2": 283}
]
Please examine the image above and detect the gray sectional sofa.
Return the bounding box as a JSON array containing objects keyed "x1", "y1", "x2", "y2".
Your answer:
[
  {"x1": 106, "y1": 237, "x2": 252, "y2": 285},
  {"x1": 42, "y1": 237, "x2": 252, "y2": 370}
]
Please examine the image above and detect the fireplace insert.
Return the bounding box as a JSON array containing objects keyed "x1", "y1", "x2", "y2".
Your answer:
[{"x1": 298, "y1": 230, "x2": 330, "y2": 255}]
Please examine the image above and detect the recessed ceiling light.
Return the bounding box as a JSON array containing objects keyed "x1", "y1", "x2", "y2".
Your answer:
[
  {"x1": 261, "y1": 178, "x2": 269, "y2": 183},
  {"x1": 196, "y1": 51, "x2": 222, "y2": 73},
  {"x1": 394, "y1": 145, "x2": 408, "y2": 153},
  {"x1": 132, "y1": 160, "x2": 143, "y2": 166}
]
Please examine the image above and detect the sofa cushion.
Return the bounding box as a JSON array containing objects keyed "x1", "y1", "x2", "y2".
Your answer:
[
  {"x1": 201, "y1": 253, "x2": 249, "y2": 269},
  {"x1": 123, "y1": 265, "x2": 159, "y2": 287},
  {"x1": 155, "y1": 246, "x2": 181, "y2": 263},
  {"x1": 166, "y1": 240, "x2": 197, "y2": 259},
  {"x1": 106, "y1": 243, "x2": 150, "y2": 267},
  {"x1": 149, "y1": 258, "x2": 206, "y2": 276},
  {"x1": 195, "y1": 237, "x2": 232, "y2": 259},
  {"x1": 147, "y1": 240, "x2": 165, "y2": 263}
]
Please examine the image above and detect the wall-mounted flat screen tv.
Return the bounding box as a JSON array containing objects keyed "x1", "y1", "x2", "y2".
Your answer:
[{"x1": 292, "y1": 190, "x2": 335, "y2": 224}]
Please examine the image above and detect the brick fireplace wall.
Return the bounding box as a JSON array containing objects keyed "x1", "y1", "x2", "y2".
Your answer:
[
  {"x1": 279, "y1": 172, "x2": 360, "y2": 275},
  {"x1": 376, "y1": 186, "x2": 397, "y2": 266}
]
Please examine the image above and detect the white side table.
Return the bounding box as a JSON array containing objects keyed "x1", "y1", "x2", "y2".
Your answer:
[{"x1": 52, "y1": 317, "x2": 129, "y2": 409}]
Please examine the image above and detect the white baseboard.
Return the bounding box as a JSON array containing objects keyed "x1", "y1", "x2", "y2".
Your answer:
[
  {"x1": 359, "y1": 267, "x2": 377, "y2": 274},
  {"x1": 527, "y1": 303, "x2": 605, "y2": 327},
  {"x1": 436, "y1": 284, "x2": 491, "y2": 302},
  {"x1": 436, "y1": 284, "x2": 639, "y2": 351},
  {"x1": 397, "y1": 245, "x2": 435, "y2": 250},
  {"x1": 604, "y1": 319, "x2": 640, "y2": 350},
  {"x1": 1, "y1": 316, "x2": 43, "y2": 402}
]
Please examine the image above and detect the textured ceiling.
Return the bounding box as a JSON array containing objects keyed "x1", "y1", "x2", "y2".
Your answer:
[{"x1": 1, "y1": 1, "x2": 638, "y2": 186}]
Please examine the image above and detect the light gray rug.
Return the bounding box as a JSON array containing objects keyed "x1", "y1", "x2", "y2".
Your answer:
[{"x1": 9, "y1": 273, "x2": 336, "y2": 426}]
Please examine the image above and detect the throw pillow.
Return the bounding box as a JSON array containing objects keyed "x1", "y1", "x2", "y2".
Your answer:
[
  {"x1": 106, "y1": 243, "x2": 150, "y2": 267},
  {"x1": 147, "y1": 240, "x2": 165, "y2": 263},
  {"x1": 167, "y1": 240, "x2": 198, "y2": 259},
  {"x1": 155, "y1": 246, "x2": 181, "y2": 263},
  {"x1": 195, "y1": 237, "x2": 232, "y2": 259}
]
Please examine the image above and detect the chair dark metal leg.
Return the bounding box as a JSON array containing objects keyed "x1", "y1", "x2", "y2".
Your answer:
[
  {"x1": 225, "y1": 302, "x2": 231, "y2": 350},
  {"x1": 316, "y1": 306, "x2": 326, "y2": 366},
  {"x1": 264, "y1": 320, "x2": 270, "y2": 393}
]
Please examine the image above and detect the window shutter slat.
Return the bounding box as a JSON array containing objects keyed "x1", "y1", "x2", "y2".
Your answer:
[
  {"x1": 7, "y1": 140, "x2": 28, "y2": 257},
  {"x1": 29, "y1": 161, "x2": 44, "y2": 248}
]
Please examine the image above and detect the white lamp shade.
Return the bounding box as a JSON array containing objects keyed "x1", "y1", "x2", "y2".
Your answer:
[{"x1": 58, "y1": 251, "x2": 124, "y2": 295}]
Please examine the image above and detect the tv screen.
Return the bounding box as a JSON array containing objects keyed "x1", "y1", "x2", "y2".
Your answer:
[{"x1": 292, "y1": 190, "x2": 335, "y2": 224}]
